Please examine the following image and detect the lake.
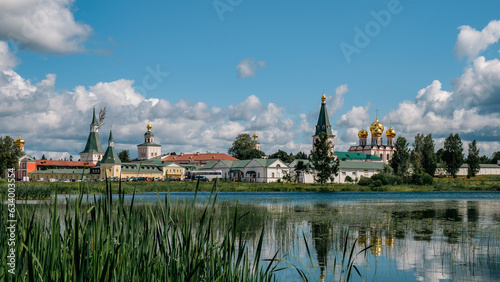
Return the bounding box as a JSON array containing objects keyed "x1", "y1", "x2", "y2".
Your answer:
[{"x1": 34, "y1": 191, "x2": 500, "y2": 281}]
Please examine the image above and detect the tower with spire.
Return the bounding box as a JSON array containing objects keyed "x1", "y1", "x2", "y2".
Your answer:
[
  {"x1": 98, "y1": 127, "x2": 121, "y2": 178},
  {"x1": 313, "y1": 92, "x2": 335, "y2": 155},
  {"x1": 137, "y1": 122, "x2": 161, "y2": 160},
  {"x1": 80, "y1": 105, "x2": 104, "y2": 164}
]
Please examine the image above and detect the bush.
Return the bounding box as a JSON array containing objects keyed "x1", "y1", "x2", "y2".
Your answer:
[
  {"x1": 411, "y1": 173, "x2": 434, "y2": 186},
  {"x1": 421, "y1": 173, "x2": 433, "y2": 185},
  {"x1": 371, "y1": 173, "x2": 388, "y2": 185},
  {"x1": 357, "y1": 177, "x2": 373, "y2": 186},
  {"x1": 345, "y1": 175, "x2": 353, "y2": 183},
  {"x1": 372, "y1": 180, "x2": 383, "y2": 187}
]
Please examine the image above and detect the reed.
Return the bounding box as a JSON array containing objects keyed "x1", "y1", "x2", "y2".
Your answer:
[{"x1": 0, "y1": 179, "x2": 281, "y2": 281}]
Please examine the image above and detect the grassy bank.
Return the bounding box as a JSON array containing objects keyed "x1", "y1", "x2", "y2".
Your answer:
[{"x1": 1, "y1": 175, "x2": 500, "y2": 200}]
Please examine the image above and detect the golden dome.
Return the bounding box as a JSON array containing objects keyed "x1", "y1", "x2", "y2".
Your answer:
[
  {"x1": 386, "y1": 126, "x2": 396, "y2": 137},
  {"x1": 321, "y1": 92, "x2": 326, "y2": 102},
  {"x1": 146, "y1": 122, "x2": 152, "y2": 131},
  {"x1": 14, "y1": 135, "x2": 25, "y2": 146},
  {"x1": 252, "y1": 132, "x2": 258, "y2": 139},
  {"x1": 370, "y1": 117, "x2": 384, "y2": 137},
  {"x1": 358, "y1": 128, "x2": 368, "y2": 138}
]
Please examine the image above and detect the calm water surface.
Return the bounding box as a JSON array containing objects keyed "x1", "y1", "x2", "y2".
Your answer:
[{"x1": 49, "y1": 192, "x2": 500, "y2": 281}]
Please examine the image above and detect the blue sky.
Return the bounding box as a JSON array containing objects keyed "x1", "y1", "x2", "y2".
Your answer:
[{"x1": 1, "y1": 0, "x2": 500, "y2": 159}]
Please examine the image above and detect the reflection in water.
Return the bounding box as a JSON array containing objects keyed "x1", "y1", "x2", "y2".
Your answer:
[{"x1": 19, "y1": 194, "x2": 500, "y2": 282}]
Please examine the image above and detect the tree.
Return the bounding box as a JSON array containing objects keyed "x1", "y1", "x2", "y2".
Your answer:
[
  {"x1": 422, "y1": 134, "x2": 437, "y2": 176},
  {"x1": 228, "y1": 133, "x2": 265, "y2": 160},
  {"x1": 293, "y1": 160, "x2": 311, "y2": 183},
  {"x1": 118, "y1": 150, "x2": 131, "y2": 162},
  {"x1": 411, "y1": 133, "x2": 437, "y2": 176},
  {"x1": 311, "y1": 132, "x2": 339, "y2": 185},
  {"x1": 295, "y1": 151, "x2": 308, "y2": 160},
  {"x1": 0, "y1": 136, "x2": 23, "y2": 178},
  {"x1": 492, "y1": 151, "x2": 500, "y2": 164},
  {"x1": 269, "y1": 149, "x2": 293, "y2": 163},
  {"x1": 69, "y1": 155, "x2": 73, "y2": 161},
  {"x1": 466, "y1": 140, "x2": 480, "y2": 178},
  {"x1": 442, "y1": 133, "x2": 464, "y2": 178},
  {"x1": 390, "y1": 136, "x2": 410, "y2": 178},
  {"x1": 41, "y1": 154, "x2": 47, "y2": 160},
  {"x1": 478, "y1": 155, "x2": 492, "y2": 164}
]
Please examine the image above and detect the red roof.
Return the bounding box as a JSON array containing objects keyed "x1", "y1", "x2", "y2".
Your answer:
[
  {"x1": 161, "y1": 153, "x2": 238, "y2": 163},
  {"x1": 36, "y1": 160, "x2": 95, "y2": 167}
]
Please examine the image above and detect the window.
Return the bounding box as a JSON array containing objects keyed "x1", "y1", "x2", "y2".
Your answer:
[
  {"x1": 258, "y1": 173, "x2": 260, "y2": 178},
  {"x1": 272, "y1": 172, "x2": 275, "y2": 178}
]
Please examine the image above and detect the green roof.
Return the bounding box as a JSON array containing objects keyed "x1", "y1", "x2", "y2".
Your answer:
[
  {"x1": 119, "y1": 163, "x2": 162, "y2": 172},
  {"x1": 30, "y1": 168, "x2": 90, "y2": 174},
  {"x1": 248, "y1": 158, "x2": 284, "y2": 167},
  {"x1": 314, "y1": 99, "x2": 333, "y2": 136},
  {"x1": 91, "y1": 106, "x2": 98, "y2": 126},
  {"x1": 144, "y1": 131, "x2": 154, "y2": 136},
  {"x1": 137, "y1": 142, "x2": 161, "y2": 147},
  {"x1": 216, "y1": 160, "x2": 252, "y2": 169},
  {"x1": 80, "y1": 131, "x2": 104, "y2": 154},
  {"x1": 339, "y1": 161, "x2": 385, "y2": 170},
  {"x1": 335, "y1": 152, "x2": 382, "y2": 160},
  {"x1": 202, "y1": 161, "x2": 218, "y2": 169},
  {"x1": 99, "y1": 130, "x2": 121, "y2": 164},
  {"x1": 21, "y1": 155, "x2": 36, "y2": 162}
]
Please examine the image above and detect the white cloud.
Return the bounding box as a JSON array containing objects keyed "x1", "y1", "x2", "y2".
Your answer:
[
  {"x1": 336, "y1": 104, "x2": 371, "y2": 128},
  {"x1": 0, "y1": 0, "x2": 92, "y2": 54},
  {"x1": 326, "y1": 84, "x2": 348, "y2": 115},
  {"x1": 415, "y1": 80, "x2": 452, "y2": 113},
  {"x1": 236, "y1": 58, "x2": 266, "y2": 78},
  {"x1": 455, "y1": 20, "x2": 500, "y2": 60},
  {"x1": 452, "y1": 56, "x2": 500, "y2": 112},
  {"x1": 0, "y1": 42, "x2": 311, "y2": 158}
]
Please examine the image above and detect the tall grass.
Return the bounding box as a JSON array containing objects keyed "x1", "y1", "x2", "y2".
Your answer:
[{"x1": 0, "y1": 179, "x2": 282, "y2": 281}]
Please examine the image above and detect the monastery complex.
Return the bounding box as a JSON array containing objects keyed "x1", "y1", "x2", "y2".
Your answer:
[{"x1": 10, "y1": 93, "x2": 500, "y2": 183}]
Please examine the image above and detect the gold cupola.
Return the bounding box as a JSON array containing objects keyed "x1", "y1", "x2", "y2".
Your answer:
[
  {"x1": 369, "y1": 115, "x2": 384, "y2": 137},
  {"x1": 146, "y1": 122, "x2": 152, "y2": 131},
  {"x1": 252, "y1": 132, "x2": 258, "y2": 139},
  {"x1": 14, "y1": 134, "x2": 25, "y2": 146},
  {"x1": 386, "y1": 126, "x2": 396, "y2": 138},
  {"x1": 321, "y1": 92, "x2": 326, "y2": 102},
  {"x1": 358, "y1": 121, "x2": 368, "y2": 138}
]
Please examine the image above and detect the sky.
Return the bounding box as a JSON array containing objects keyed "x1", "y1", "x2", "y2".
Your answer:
[{"x1": 1, "y1": 0, "x2": 500, "y2": 160}]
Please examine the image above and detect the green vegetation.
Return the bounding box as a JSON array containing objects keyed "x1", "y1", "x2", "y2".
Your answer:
[
  {"x1": 118, "y1": 149, "x2": 131, "y2": 162},
  {"x1": 390, "y1": 136, "x2": 411, "y2": 178},
  {"x1": 443, "y1": 133, "x2": 465, "y2": 178},
  {"x1": 0, "y1": 136, "x2": 23, "y2": 178},
  {"x1": 467, "y1": 139, "x2": 480, "y2": 177},
  {"x1": 0, "y1": 181, "x2": 283, "y2": 281},
  {"x1": 311, "y1": 132, "x2": 339, "y2": 185},
  {"x1": 228, "y1": 133, "x2": 265, "y2": 159}
]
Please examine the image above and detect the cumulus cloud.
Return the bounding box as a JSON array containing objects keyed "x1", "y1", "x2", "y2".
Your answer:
[
  {"x1": 376, "y1": 20, "x2": 500, "y2": 156},
  {"x1": 0, "y1": 42, "x2": 312, "y2": 159},
  {"x1": 326, "y1": 84, "x2": 348, "y2": 115},
  {"x1": 455, "y1": 20, "x2": 500, "y2": 60},
  {"x1": 236, "y1": 58, "x2": 266, "y2": 78},
  {"x1": 336, "y1": 104, "x2": 371, "y2": 129},
  {"x1": 0, "y1": 0, "x2": 91, "y2": 54}
]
